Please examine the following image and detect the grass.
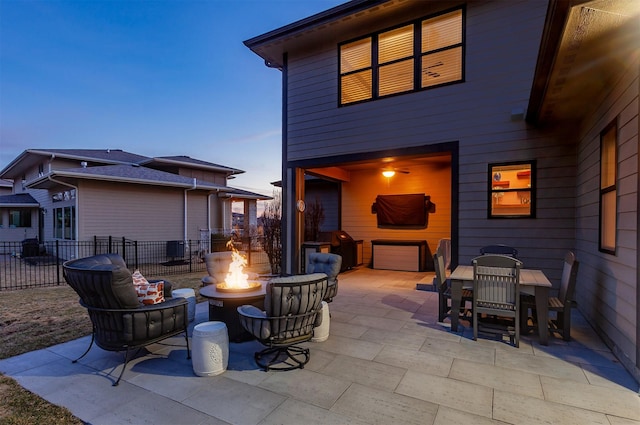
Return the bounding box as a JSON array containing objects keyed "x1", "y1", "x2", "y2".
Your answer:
[{"x1": 0, "y1": 271, "x2": 207, "y2": 424}]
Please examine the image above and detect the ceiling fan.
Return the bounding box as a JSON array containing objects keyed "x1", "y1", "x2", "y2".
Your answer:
[{"x1": 381, "y1": 166, "x2": 410, "y2": 177}]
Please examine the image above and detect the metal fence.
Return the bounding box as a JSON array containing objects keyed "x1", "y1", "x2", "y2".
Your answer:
[{"x1": 0, "y1": 235, "x2": 270, "y2": 291}]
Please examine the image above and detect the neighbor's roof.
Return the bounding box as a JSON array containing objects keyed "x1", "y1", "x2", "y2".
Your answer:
[
  {"x1": 0, "y1": 193, "x2": 39, "y2": 207},
  {"x1": 141, "y1": 155, "x2": 244, "y2": 176},
  {"x1": 27, "y1": 164, "x2": 232, "y2": 192},
  {"x1": 226, "y1": 186, "x2": 273, "y2": 201},
  {"x1": 0, "y1": 149, "x2": 149, "y2": 179},
  {"x1": 0, "y1": 149, "x2": 246, "y2": 179}
]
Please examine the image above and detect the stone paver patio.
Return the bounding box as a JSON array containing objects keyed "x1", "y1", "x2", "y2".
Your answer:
[{"x1": 1, "y1": 267, "x2": 638, "y2": 424}]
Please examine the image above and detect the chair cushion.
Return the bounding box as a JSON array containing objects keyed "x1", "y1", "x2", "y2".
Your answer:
[{"x1": 237, "y1": 305, "x2": 270, "y2": 339}]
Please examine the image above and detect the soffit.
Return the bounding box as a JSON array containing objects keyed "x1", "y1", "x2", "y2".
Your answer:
[
  {"x1": 245, "y1": 0, "x2": 459, "y2": 69},
  {"x1": 532, "y1": 0, "x2": 640, "y2": 125}
]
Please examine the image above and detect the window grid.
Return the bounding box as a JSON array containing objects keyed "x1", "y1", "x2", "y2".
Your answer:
[
  {"x1": 599, "y1": 121, "x2": 617, "y2": 254},
  {"x1": 339, "y1": 7, "x2": 464, "y2": 105}
]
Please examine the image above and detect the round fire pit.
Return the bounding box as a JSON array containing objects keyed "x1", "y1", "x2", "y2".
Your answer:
[{"x1": 215, "y1": 281, "x2": 262, "y2": 293}]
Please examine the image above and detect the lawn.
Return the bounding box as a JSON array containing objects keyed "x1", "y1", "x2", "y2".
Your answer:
[{"x1": 0, "y1": 272, "x2": 206, "y2": 424}]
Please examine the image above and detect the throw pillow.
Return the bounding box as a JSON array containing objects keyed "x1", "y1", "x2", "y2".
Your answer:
[{"x1": 132, "y1": 270, "x2": 165, "y2": 305}]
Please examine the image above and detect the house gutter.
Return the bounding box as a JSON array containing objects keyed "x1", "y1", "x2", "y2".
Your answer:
[{"x1": 184, "y1": 178, "x2": 197, "y2": 242}]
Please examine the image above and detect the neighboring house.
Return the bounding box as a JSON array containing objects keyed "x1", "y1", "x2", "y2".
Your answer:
[
  {"x1": 245, "y1": 1, "x2": 640, "y2": 381},
  {"x1": 0, "y1": 149, "x2": 270, "y2": 245}
]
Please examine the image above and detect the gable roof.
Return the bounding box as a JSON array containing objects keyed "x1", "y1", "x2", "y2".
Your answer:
[
  {"x1": 0, "y1": 193, "x2": 39, "y2": 207},
  {"x1": 141, "y1": 156, "x2": 244, "y2": 176},
  {"x1": 27, "y1": 164, "x2": 231, "y2": 191},
  {"x1": 0, "y1": 149, "x2": 149, "y2": 179}
]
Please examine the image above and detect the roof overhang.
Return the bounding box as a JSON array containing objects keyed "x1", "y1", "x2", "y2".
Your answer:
[
  {"x1": 245, "y1": 0, "x2": 441, "y2": 70},
  {"x1": 27, "y1": 168, "x2": 232, "y2": 192},
  {"x1": 527, "y1": 0, "x2": 640, "y2": 126}
]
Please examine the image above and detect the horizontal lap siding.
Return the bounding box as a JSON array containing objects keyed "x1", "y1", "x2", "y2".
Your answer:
[
  {"x1": 78, "y1": 181, "x2": 184, "y2": 241},
  {"x1": 575, "y1": 57, "x2": 638, "y2": 373},
  {"x1": 341, "y1": 162, "x2": 451, "y2": 267}
]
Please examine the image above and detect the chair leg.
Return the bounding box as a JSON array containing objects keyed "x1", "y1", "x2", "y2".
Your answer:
[
  {"x1": 560, "y1": 308, "x2": 571, "y2": 341},
  {"x1": 255, "y1": 345, "x2": 310, "y2": 371},
  {"x1": 184, "y1": 331, "x2": 191, "y2": 359},
  {"x1": 72, "y1": 329, "x2": 95, "y2": 363},
  {"x1": 473, "y1": 311, "x2": 478, "y2": 340},
  {"x1": 113, "y1": 348, "x2": 133, "y2": 386}
]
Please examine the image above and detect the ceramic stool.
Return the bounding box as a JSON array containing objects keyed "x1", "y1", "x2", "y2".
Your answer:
[
  {"x1": 172, "y1": 288, "x2": 196, "y2": 322},
  {"x1": 192, "y1": 321, "x2": 229, "y2": 376},
  {"x1": 312, "y1": 301, "x2": 330, "y2": 342}
]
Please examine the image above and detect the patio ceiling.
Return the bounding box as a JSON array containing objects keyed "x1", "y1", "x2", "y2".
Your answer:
[
  {"x1": 306, "y1": 153, "x2": 451, "y2": 182},
  {"x1": 528, "y1": 0, "x2": 640, "y2": 125}
]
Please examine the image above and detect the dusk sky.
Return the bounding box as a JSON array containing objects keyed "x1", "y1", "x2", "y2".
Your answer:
[{"x1": 0, "y1": 0, "x2": 346, "y2": 196}]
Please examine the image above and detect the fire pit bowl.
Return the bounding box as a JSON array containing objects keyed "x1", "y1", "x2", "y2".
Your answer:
[{"x1": 215, "y1": 281, "x2": 262, "y2": 293}]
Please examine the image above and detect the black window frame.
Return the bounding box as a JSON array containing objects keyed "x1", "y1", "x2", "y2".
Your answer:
[
  {"x1": 487, "y1": 160, "x2": 536, "y2": 219},
  {"x1": 338, "y1": 5, "x2": 465, "y2": 106},
  {"x1": 599, "y1": 120, "x2": 617, "y2": 255}
]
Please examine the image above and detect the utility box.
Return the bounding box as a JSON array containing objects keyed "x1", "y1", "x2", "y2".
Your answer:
[{"x1": 166, "y1": 240, "x2": 185, "y2": 258}]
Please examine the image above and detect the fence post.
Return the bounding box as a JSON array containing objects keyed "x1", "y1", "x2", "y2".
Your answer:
[
  {"x1": 134, "y1": 240, "x2": 138, "y2": 270},
  {"x1": 188, "y1": 240, "x2": 193, "y2": 273},
  {"x1": 246, "y1": 236, "x2": 252, "y2": 266},
  {"x1": 108, "y1": 236, "x2": 113, "y2": 253},
  {"x1": 56, "y1": 240, "x2": 61, "y2": 285},
  {"x1": 122, "y1": 237, "x2": 126, "y2": 263},
  {"x1": 93, "y1": 235, "x2": 97, "y2": 256}
]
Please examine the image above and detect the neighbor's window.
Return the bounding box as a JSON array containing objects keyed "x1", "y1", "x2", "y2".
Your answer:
[
  {"x1": 339, "y1": 7, "x2": 463, "y2": 105},
  {"x1": 488, "y1": 161, "x2": 535, "y2": 218},
  {"x1": 600, "y1": 121, "x2": 617, "y2": 254},
  {"x1": 9, "y1": 209, "x2": 31, "y2": 228},
  {"x1": 53, "y1": 206, "x2": 75, "y2": 240}
]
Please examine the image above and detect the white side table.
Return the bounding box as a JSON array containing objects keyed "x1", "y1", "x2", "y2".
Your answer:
[
  {"x1": 172, "y1": 288, "x2": 196, "y2": 322},
  {"x1": 192, "y1": 321, "x2": 229, "y2": 376},
  {"x1": 312, "y1": 301, "x2": 330, "y2": 342}
]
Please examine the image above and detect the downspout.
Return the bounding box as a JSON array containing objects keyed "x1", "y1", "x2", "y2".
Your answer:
[
  {"x1": 47, "y1": 175, "x2": 78, "y2": 258},
  {"x1": 184, "y1": 178, "x2": 197, "y2": 242},
  {"x1": 207, "y1": 189, "x2": 220, "y2": 235}
]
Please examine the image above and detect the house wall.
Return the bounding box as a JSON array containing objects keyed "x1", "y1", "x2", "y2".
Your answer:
[
  {"x1": 305, "y1": 180, "x2": 340, "y2": 234},
  {"x1": 285, "y1": 0, "x2": 577, "y2": 283},
  {"x1": 574, "y1": 55, "x2": 639, "y2": 380},
  {"x1": 77, "y1": 181, "x2": 184, "y2": 241},
  {"x1": 341, "y1": 162, "x2": 451, "y2": 268}
]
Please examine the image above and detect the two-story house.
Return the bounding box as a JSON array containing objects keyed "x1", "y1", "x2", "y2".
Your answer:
[
  {"x1": 245, "y1": 1, "x2": 640, "y2": 382},
  {"x1": 0, "y1": 149, "x2": 270, "y2": 245}
]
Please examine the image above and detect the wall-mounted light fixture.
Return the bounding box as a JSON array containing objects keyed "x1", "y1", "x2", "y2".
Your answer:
[{"x1": 382, "y1": 169, "x2": 396, "y2": 178}]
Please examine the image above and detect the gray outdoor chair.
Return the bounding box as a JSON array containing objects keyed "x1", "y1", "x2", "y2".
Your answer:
[
  {"x1": 63, "y1": 254, "x2": 190, "y2": 386},
  {"x1": 522, "y1": 251, "x2": 579, "y2": 341},
  {"x1": 237, "y1": 273, "x2": 329, "y2": 371},
  {"x1": 472, "y1": 254, "x2": 522, "y2": 347},
  {"x1": 306, "y1": 252, "x2": 342, "y2": 302},
  {"x1": 434, "y1": 251, "x2": 472, "y2": 323}
]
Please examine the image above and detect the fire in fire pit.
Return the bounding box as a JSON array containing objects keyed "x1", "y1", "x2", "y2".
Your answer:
[{"x1": 215, "y1": 240, "x2": 262, "y2": 293}]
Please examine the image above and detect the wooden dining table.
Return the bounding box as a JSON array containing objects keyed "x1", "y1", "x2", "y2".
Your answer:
[{"x1": 449, "y1": 265, "x2": 552, "y2": 345}]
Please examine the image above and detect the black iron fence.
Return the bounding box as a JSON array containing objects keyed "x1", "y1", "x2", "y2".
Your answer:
[{"x1": 0, "y1": 235, "x2": 270, "y2": 291}]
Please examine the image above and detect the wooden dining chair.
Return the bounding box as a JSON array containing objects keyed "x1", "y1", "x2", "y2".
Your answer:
[
  {"x1": 472, "y1": 254, "x2": 522, "y2": 347},
  {"x1": 522, "y1": 251, "x2": 579, "y2": 341},
  {"x1": 480, "y1": 244, "x2": 518, "y2": 258},
  {"x1": 434, "y1": 252, "x2": 473, "y2": 323}
]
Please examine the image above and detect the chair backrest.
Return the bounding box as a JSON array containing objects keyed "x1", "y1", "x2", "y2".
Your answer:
[
  {"x1": 558, "y1": 251, "x2": 579, "y2": 304},
  {"x1": 436, "y1": 238, "x2": 452, "y2": 270},
  {"x1": 265, "y1": 273, "x2": 328, "y2": 338},
  {"x1": 480, "y1": 244, "x2": 518, "y2": 258},
  {"x1": 63, "y1": 254, "x2": 140, "y2": 310},
  {"x1": 306, "y1": 252, "x2": 341, "y2": 286},
  {"x1": 204, "y1": 251, "x2": 234, "y2": 284},
  {"x1": 472, "y1": 255, "x2": 522, "y2": 312},
  {"x1": 433, "y1": 252, "x2": 447, "y2": 291}
]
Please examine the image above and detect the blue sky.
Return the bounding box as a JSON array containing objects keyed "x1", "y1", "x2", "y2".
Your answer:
[{"x1": 0, "y1": 0, "x2": 346, "y2": 195}]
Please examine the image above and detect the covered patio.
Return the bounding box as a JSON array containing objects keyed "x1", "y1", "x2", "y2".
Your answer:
[{"x1": 1, "y1": 267, "x2": 638, "y2": 424}]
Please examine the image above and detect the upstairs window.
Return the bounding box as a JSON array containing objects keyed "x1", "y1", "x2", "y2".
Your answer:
[
  {"x1": 339, "y1": 7, "x2": 464, "y2": 105},
  {"x1": 600, "y1": 121, "x2": 617, "y2": 254}
]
